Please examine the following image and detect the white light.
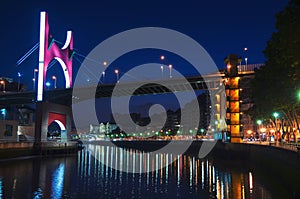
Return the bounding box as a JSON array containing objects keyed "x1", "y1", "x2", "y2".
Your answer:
[
  {"x1": 54, "y1": 57, "x2": 71, "y2": 88},
  {"x1": 37, "y1": 11, "x2": 46, "y2": 101},
  {"x1": 54, "y1": 119, "x2": 66, "y2": 131},
  {"x1": 61, "y1": 31, "x2": 72, "y2": 50}
]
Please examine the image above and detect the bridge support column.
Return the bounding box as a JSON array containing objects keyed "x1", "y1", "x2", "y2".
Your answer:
[{"x1": 34, "y1": 101, "x2": 72, "y2": 143}]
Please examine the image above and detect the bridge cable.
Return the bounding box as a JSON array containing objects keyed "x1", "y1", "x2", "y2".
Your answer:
[
  {"x1": 73, "y1": 55, "x2": 103, "y2": 84},
  {"x1": 16, "y1": 42, "x2": 39, "y2": 66}
]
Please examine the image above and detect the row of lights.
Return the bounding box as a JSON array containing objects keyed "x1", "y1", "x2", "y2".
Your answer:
[
  {"x1": 102, "y1": 55, "x2": 173, "y2": 83},
  {"x1": 11, "y1": 55, "x2": 173, "y2": 92}
]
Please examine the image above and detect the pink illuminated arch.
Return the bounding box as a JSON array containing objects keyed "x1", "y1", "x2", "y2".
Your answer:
[{"x1": 37, "y1": 11, "x2": 73, "y2": 101}]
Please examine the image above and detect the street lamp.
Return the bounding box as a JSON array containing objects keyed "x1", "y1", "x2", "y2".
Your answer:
[
  {"x1": 273, "y1": 112, "x2": 279, "y2": 131},
  {"x1": 102, "y1": 71, "x2": 105, "y2": 83},
  {"x1": 33, "y1": 69, "x2": 38, "y2": 90},
  {"x1": 168, "y1": 64, "x2": 172, "y2": 78},
  {"x1": 17, "y1": 72, "x2": 22, "y2": 92},
  {"x1": 0, "y1": 80, "x2": 5, "y2": 93},
  {"x1": 256, "y1": 119, "x2": 262, "y2": 125},
  {"x1": 160, "y1": 65, "x2": 164, "y2": 79},
  {"x1": 52, "y1": 76, "x2": 57, "y2": 89},
  {"x1": 245, "y1": 57, "x2": 248, "y2": 67},
  {"x1": 160, "y1": 55, "x2": 165, "y2": 60},
  {"x1": 45, "y1": 82, "x2": 51, "y2": 90},
  {"x1": 114, "y1": 69, "x2": 119, "y2": 83}
]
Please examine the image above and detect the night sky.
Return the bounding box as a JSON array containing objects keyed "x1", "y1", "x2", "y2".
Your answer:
[{"x1": 0, "y1": 0, "x2": 288, "y2": 87}]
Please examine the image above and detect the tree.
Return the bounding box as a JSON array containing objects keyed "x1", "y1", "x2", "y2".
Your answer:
[{"x1": 250, "y1": 0, "x2": 300, "y2": 135}]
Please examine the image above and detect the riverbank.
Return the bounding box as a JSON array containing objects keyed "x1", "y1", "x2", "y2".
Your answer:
[{"x1": 0, "y1": 141, "x2": 79, "y2": 159}]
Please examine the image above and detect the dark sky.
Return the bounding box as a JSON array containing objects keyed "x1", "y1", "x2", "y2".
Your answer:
[{"x1": 0, "y1": 0, "x2": 288, "y2": 87}]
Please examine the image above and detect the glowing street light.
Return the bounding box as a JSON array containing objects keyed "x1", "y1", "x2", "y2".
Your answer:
[
  {"x1": 273, "y1": 112, "x2": 279, "y2": 131},
  {"x1": 17, "y1": 72, "x2": 22, "y2": 92},
  {"x1": 245, "y1": 57, "x2": 248, "y2": 67},
  {"x1": 102, "y1": 71, "x2": 105, "y2": 83},
  {"x1": 0, "y1": 80, "x2": 5, "y2": 93},
  {"x1": 160, "y1": 65, "x2": 164, "y2": 79},
  {"x1": 33, "y1": 69, "x2": 38, "y2": 90},
  {"x1": 168, "y1": 64, "x2": 172, "y2": 78},
  {"x1": 52, "y1": 75, "x2": 57, "y2": 89},
  {"x1": 114, "y1": 69, "x2": 119, "y2": 83},
  {"x1": 256, "y1": 120, "x2": 262, "y2": 125},
  {"x1": 45, "y1": 82, "x2": 51, "y2": 90},
  {"x1": 160, "y1": 55, "x2": 165, "y2": 60}
]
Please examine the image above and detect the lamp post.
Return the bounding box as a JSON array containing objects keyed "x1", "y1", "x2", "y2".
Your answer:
[
  {"x1": 160, "y1": 66, "x2": 164, "y2": 79},
  {"x1": 102, "y1": 71, "x2": 105, "y2": 83},
  {"x1": 273, "y1": 112, "x2": 279, "y2": 141},
  {"x1": 0, "y1": 80, "x2": 5, "y2": 93},
  {"x1": 17, "y1": 72, "x2": 21, "y2": 92},
  {"x1": 273, "y1": 112, "x2": 279, "y2": 131},
  {"x1": 52, "y1": 76, "x2": 57, "y2": 89},
  {"x1": 168, "y1": 64, "x2": 172, "y2": 78},
  {"x1": 33, "y1": 69, "x2": 38, "y2": 90},
  {"x1": 45, "y1": 82, "x2": 51, "y2": 90},
  {"x1": 102, "y1": 61, "x2": 107, "y2": 83},
  {"x1": 245, "y1": 57, "x2": 248, "y2": 68},
  {"x1": 114, "y1": 69, "x2": 119, "y2": 83}
]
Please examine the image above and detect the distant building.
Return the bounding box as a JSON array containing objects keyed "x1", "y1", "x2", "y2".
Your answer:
[{"x1": 0, "y1": 77, "x2": 26, "y2": 92}]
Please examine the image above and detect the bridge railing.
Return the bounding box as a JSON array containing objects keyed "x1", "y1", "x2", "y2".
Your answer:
[{"x1": 238, "y1": 64, "x2": 264, "y2": 73}]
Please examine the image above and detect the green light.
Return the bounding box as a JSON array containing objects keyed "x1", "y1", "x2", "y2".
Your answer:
[
  {"x1": 273, "y1": 112, "x2": 279, "y2": 118},
  {"x1": 256, "y1": 120, "x2": 262, "y2": 125},
  {"x1": 200, "y1": 128, "x2": 205, "y2": 133}
]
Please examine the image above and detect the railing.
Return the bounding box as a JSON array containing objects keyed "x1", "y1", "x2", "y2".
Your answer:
[
  {"x1": 237, "y1": 64, "x2": 264, "y2": 73},
  {"x1": 271, "y1": 142, "x2": 300, "y2": 152},
  {"x1": 257, "y1": 141, "x2": 300, "y2": 152}
]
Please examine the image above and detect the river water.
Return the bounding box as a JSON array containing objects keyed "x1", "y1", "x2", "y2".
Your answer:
[{"x1": 0, "y1": 144, "x2": 278, "y2": 199}]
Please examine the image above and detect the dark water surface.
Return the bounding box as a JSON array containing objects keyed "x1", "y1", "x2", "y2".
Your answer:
[{"x1": 0, "y1": 144, "x2": 279, "y2": 199}]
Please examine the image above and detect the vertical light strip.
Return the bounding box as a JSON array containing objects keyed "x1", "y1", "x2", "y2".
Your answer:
[{"x1": 37, "y1": 11, "x2": 46, "y2": 101}]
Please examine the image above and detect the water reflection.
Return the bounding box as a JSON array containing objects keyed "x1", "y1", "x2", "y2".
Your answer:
[
  {"x1": 0, "y1": 144, "x2": 275, "y2": 198},
  {"x1": 78, "y1": 144, "x2": 273, "y2": 198}
]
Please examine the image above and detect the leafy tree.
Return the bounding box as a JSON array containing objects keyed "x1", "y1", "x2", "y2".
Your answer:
[{"x1": 250, "y1": 0, "x2": 300, "y2": 134}]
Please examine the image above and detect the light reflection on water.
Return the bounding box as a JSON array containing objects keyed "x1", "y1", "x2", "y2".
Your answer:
[{"x1": 0, "y1": 144, "x2": 274, "y2": 199}]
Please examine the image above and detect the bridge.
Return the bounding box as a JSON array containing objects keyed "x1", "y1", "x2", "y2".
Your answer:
[{"x1": 0, "y1": 11, "x2": 261, "y2": 144}]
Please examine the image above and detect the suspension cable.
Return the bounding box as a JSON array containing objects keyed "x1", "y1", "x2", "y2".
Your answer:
[{"x1": 16, "y1": 42, "x2": 39, "y2": 65}]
